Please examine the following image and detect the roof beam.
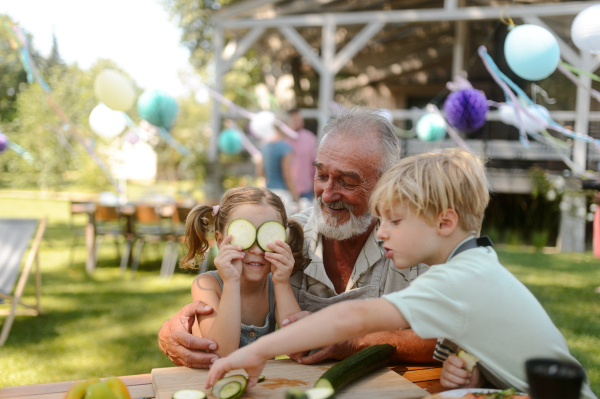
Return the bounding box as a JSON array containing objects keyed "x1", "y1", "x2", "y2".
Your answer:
[
  {"x1": 215, "y1": 2, "x2": 594, "y2": 28},
  {"x1": 331, "y1": 21, "x2": 385, "y2": 73},
  {"x1": 278, "y1": 26, "x2": 326, "y2": 74},
  {"x1": 221, "y1": 27, "x2": 266, "y2": 72}
]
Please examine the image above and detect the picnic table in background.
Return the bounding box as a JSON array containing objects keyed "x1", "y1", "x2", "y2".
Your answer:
[{"x1": 0, "y1": 363, "x2": 443, "y2": 399}]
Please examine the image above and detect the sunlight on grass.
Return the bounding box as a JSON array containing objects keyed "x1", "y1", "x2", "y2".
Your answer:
[{"x1": 0, "y1": 196, "x2": 599, "y2": 396}]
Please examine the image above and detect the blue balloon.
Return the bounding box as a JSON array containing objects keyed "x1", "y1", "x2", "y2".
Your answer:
[
  {"x1": 504, "y1": 24, "x2": 560, "y2": 81},
  {"x1": 137, "y1": 90, "x2": 179, "y2": 129},
  {"x1": 218, "y1": 129, "x2": 243, "y2": 155},
  {"x1": 416, "y1": 114, "x2": 446, "y2": 142}
]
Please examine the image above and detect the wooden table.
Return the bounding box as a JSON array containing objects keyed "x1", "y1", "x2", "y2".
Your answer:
[{"x1": 0, "y1": 363, "x2": 443, "y2": 399}]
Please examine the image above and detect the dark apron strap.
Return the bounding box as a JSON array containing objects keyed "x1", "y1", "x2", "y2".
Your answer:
[{"x1": 450, "y1": 236, "x2": 493, "y2": 259}]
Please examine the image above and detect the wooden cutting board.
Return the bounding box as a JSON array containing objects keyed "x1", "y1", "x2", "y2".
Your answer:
[{"x1": 151, "y1": 359, "x2": 429, "y2": 399}]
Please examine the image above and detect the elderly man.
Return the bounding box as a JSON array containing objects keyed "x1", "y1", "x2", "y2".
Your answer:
[{"x1": 158, "y1": 107, "x2": 436, "y2": 368}]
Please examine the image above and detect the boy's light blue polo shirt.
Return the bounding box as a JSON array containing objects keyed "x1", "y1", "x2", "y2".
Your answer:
[{"x1": 384, "y1": 237, "x2": 596, "y2": 399}]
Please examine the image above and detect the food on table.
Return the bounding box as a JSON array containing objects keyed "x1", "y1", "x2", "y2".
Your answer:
[
  {"x1": 428, "y1": 388, "x2": 529, "y2": 399},
  {"x1": 226, "y1": 219, "x2": 287, "y2": 252},
  {"x1": 458, "y1": 350, "x2": 479, "y2": 373},
  {"x1": 256, "y1": 221, "x2": 286, "y2": 252},
  {"x1": 65, "y1": 378, "x2": 131, "y2": 399},
  {"x1": 285, "y1": 387, "x2": 334, "y2": 399},
  {"x1": 211, "y1": 374, "x2": 247, "y2": 399},
  {"x1": 171, "y1": 389, "x2": 206, "y2": 399},
  {"x1": 258, "y1": 375, "x2": 265, "y2": 383},
  {"x1": 314, "y1": 344, "x2": 396, "y2": 393}
]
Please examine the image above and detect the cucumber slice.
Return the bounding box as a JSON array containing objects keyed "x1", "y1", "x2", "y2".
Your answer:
[
  {"x1": 458, "y1": 350, "x2": 479, "y2": 372},
  {"x1": 256, "y1": 221, "x2": 286, "y2": 252},
  {"x1": 285, "y1": 388, "x2": 308, "y2": 399},
  {"x1": 172, "y1": 390, "x2": 206, "y2": 399},
  {"x1": 211, "y1": 375, "x2": 247, "y2": 399},
  {"x1": 258, "y1": 375, "x2": 265, "y2": 383},
  {"x1": 227, "y1": 219, "x2": 256, "y2": 250}
]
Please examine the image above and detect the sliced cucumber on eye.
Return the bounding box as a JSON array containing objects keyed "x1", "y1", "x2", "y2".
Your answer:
[
  {"x1": 211, "y1": 375, "x2": 247, "y2": 399},
  {"x1": 227, "y1": 219, "x2": 257, "y2": 250},
  {"x1": 256, "y1": 221, "x2": 286, "y2": 252},
  {"x1": 172, "y1": 390, "x2": 206, "y2": 399}
]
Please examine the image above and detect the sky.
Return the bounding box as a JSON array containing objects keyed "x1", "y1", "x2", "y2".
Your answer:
[{"x1": 0, "y1": 0, "x2": 194, "y2": 97}]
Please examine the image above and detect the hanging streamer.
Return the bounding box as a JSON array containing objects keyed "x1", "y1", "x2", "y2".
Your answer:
[
  {"x1": 557, "y1": 63, "x2": 600, "y2": 103},
  {"x1": 0, "y1": 129, "x2": 34, "y2": 164},
  {"x1": 182, "y1": 74, "x2": 299, "y2": 140},
  {"x1": 479, "y1": 46, "x2": 600, "y2": 153},
  {"x1": 5, "y1": 23, "x2": 122, "y2": 192},
  {"x1": 426, "y1": 104, "x2": 475, "y2": 154}
]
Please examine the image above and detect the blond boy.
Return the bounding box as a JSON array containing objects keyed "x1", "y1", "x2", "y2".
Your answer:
[{"x1": 205, "y1": 149, "x2": 596, "y2": 399}]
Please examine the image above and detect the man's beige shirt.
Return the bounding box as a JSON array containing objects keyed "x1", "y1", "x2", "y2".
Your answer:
[{"x1": 289, "y1": 207, "x2": 429, "y2": 300}]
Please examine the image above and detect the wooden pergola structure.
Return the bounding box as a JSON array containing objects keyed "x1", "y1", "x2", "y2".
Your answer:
[{"x1": 208, "y1": 0, "x2": 600, "y2": 251}]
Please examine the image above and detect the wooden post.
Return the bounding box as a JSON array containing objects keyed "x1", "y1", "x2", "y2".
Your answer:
[{"x1": 318, "y1": 16, "x2": 336, "y2": 140}]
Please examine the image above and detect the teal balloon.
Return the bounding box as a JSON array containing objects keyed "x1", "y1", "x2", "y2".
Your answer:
[
  {"x1": 137, "y1": 90, "x2": 179, "y2": 129},
  {"x1": 504, "y1": 24, "x2": 560, "y2": 81},
  {"x1": 416, "y1": 114, "x2": 446, "y2": 142},
  {"x1": 218, "y1": 129, "x2": 243, "y2": 155}
]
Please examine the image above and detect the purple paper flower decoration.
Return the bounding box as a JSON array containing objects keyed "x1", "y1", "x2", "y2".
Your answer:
[
  {"x1": 0, "y1": 133, "x2": 8, "y2": 153},
  {"x1": 443, "y1": 89, "x2": 489, "y2": 132}
]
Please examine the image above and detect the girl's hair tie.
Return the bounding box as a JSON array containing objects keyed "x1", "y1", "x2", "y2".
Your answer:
[{"x1": 212, "y1": 205, "x2": 220, "y2": 216}]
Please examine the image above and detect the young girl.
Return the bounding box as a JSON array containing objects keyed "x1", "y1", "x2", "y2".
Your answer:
[{"x1": 180, "y1": 187, "x2": 304, "y2": 357}]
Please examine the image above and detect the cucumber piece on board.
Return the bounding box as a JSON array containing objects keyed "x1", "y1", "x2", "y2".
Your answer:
[
  {"x1": 172, "y1": 390, "x2": 206, "y2": 399},
  {"x1": 211, "y1": 375, "x2": 247, "y2": 399},
  {"x1": 227, "y1": 219, "x2": 256, "y2": 250},
  {"x1": 256, "y1": 221, "x2": 286, "y2": 252},
  {"x1": 314, "y1": 344, "x2": 395, "y2": 393},
  {"x1": 285, "y1": 388, "x2": 334, "y2": 399},
  {"x1": 258, "y1": 375, "x2": 265, "y2": 383}
]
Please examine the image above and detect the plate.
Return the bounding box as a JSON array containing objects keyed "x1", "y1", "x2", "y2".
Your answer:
[{"x1": 426, "y1": 389, "x2": 527, "y2": 398}]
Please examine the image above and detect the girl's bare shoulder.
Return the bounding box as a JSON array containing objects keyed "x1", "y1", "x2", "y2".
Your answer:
[{"x1": 192, "y1": 273, "x2": 223, "y2": 296}]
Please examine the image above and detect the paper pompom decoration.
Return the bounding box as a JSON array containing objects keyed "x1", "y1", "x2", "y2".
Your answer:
[
  {"x1": 137, "y1": 90, "x2": 179, "y2": 130},
  {"x1": 94, "y1": 70, "x2": 136, "y2": 112},
  {"x1": 249, "y1": 111, "x2": 276, "y2": 140},
  {"x1": 0, "y1": 133, "x2": 8, "y2": 153},
  {"x1": 416, "y1": 113, "x2": 446, "y2": 142},
  {"x1": 443, "y1": 89, "x2": 489, "y2": 131},
  {"x1": 89, "y1": 103, "x2": 127, "y2": 139},
  {"x1": 498, "y1": 103, "x2": 550, "y2": 133},
  {"x1": 218, "y1": 129, "x2": 243, "y2": 155},
  {"x1": 504, "y1": 25, "x2": 560, "y2": 81},
  {"x1": 571, "y1": 4, "x2": 600, "y2": 54}
]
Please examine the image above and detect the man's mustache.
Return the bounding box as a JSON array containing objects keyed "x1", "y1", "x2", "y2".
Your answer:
[{"x1": 317, "y1": 196, "x2": 354, "y2": 212}]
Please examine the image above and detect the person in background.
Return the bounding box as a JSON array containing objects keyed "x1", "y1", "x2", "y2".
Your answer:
[
  {"x1": 259, "y1": 115, "x2": 300, "y2": 213},
  {"x1": 285, "y1": 109, "x2": 316, "y2": 201}
]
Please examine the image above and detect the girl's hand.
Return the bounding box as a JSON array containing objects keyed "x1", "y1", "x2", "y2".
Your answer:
[
  {"x1": 440, "y1": 354, "x2": 482, "y2": 389},
  {"x1": 214, "y1": 235, "x2": 245, "y2": 282},
  {"x1": 205, "y1": 346, "x2": 267, "y2": 390},
  {"x1": 265, "y1": 240, "x2": 295, "y2": 285}
]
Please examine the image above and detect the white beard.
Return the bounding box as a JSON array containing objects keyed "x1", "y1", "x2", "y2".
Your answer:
[{"x1": 313, "y1": 196, "x2": 375, "y2": 241}]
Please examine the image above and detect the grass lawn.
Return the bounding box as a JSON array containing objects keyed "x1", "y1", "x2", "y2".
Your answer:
[{"x1": 0, "y1": 195, "x2": 599, "y2": 395}]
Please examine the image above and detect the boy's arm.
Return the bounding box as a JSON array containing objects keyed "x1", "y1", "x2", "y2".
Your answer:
[
  {"x1": 206, "y1": 298, "x2": 408, "y2": 389},
  {"x1": 192, "y1": 275, "x2": 242, "y2": 358}
]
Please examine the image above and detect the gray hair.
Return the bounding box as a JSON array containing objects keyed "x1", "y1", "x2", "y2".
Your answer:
[{"x1": 319, "y1": 106, "x2": 401, "y2": 175}]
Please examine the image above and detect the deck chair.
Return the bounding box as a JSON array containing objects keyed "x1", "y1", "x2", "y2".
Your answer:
[{"x1": 0, "y1": 218, "x2": 47, "y2": 346}]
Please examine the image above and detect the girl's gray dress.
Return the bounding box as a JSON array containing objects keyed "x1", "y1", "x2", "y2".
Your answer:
[{"x1": 206, "y1": 270, "x2": 276, "y2": 348}]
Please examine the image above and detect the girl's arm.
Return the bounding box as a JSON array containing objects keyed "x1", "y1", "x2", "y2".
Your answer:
[
  {"x1": 206, "y1": 298, "x2": 409, "y2": 389},
  {"x1": 264, "y1": 240, "x2": 301, "y2": 327},
  {"x1": 192, "y1": 275, "x2": 242, "y2": 358},
  {"x1": 193, "y1": 235, "x2": 246, "y2": 357}
]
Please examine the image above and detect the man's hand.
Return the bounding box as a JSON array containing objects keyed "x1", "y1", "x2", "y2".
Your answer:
[
  {"x1": 158, "y1": 301, "x2": 220, "y2": 368},
  {"x1": 297, "y1": 340, "x2": 360, "y2": 364},
  {"x1": 280, "y1": 310, "x2": 312, "y2": 361}
]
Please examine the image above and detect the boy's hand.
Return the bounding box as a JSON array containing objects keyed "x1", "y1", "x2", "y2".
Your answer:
[
  {"x1": 440, "y1": 354, "x2": 482, "y2": 389},
  {"x1": 265, "y1": 240, "x2": 295, "y2": 285},
  {"x1": 214, "y1": 235, "x2": 245, "y2": 282},
  {"x1": 205, "y1": 346, "x2": 267, "y2": 390}
]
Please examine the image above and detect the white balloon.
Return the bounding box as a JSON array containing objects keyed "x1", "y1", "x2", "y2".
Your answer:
[
  {"x1": 498, "y1": 104, "x2": 549, "y2": 134},
  {"x1": 89, "y1": 103, "x2": 127, "y2": 139},
  {"x1": 249, "y1": 111, "x2": 276, "y2": 140},
  {"x1": 571, "y1": 4, "x2": 600, "y2": 55},
  {"x1": 123, "y1": 141, "x2": 157, "y2": 182},
  {"x1": 94, "y1": 70, "x2": 136, "y2": 112}
]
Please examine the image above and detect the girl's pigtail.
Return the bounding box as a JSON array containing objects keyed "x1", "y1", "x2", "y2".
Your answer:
[
  {"x1": 286, "y1": 219, "x2": 306, "y2": 274},
  {"x1": 180, "y1": 204, "x2": 215, "y2": 269}
]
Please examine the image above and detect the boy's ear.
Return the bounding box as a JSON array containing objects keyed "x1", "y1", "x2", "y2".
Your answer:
[{"x1": 437, "y1": 209, "x2": 459, "y2": 237}]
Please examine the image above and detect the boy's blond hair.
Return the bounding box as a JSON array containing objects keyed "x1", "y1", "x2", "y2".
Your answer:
[{"x1": 370, "y1": 148, "x2": 490, "y2": 234}]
